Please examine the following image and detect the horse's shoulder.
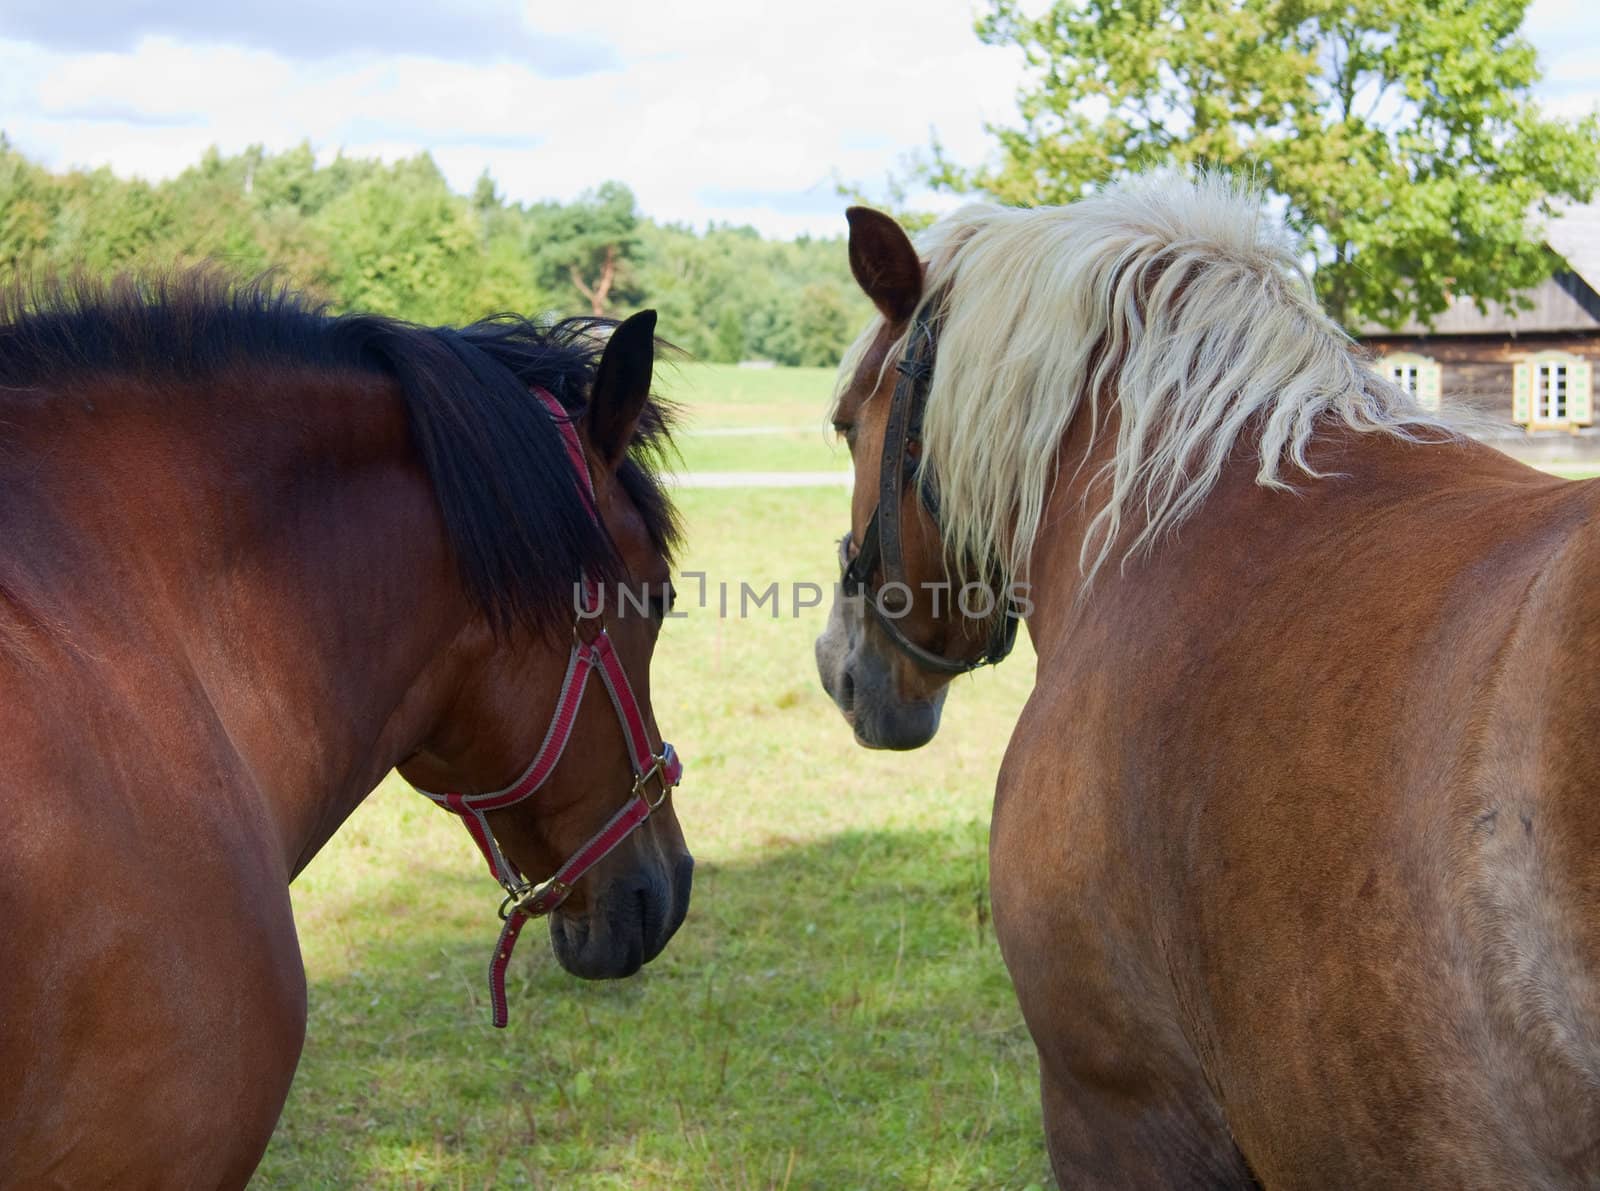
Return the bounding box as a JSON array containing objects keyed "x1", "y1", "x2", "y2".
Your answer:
[{"x1": 1494, "y1": 479, "x2": 1600, "y2": 658}]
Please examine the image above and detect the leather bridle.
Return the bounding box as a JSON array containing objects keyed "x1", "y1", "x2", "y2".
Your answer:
[{"x1": 839, "y1": 306, "x2": 1018, "y2": 675}]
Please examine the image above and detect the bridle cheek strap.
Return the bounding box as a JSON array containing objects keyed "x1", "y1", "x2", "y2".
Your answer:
[
  {"x1": 841, "y1": 308, "x2": 1019, "y2": 675},
  {"x1": 411, "y1": 387, "x2": 682, "y2": 1027}
]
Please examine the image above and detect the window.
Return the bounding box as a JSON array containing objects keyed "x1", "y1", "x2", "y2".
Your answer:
[
  {"x1": 1538, "y1": 361, "x2": 1569, "y2": 423},
  {"x1": 1380, "y1": 353, "x2": 1441, "y2": 411},
  {"x1": 1514, "y1": 352, "x2": 1594, "y2": 430}
]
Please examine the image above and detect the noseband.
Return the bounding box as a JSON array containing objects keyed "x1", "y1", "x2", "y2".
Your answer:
[
  {"x1": 412, "y1": 388, "x2": 682, "y2": 1027},
  {"x1": 840, "y1": 308, "x2": 1018, "y2": 675}
]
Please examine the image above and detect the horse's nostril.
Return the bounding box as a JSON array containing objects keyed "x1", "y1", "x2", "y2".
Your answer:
[{"x1": 840, "y1": 669, "x2": 856, "y2": 711}]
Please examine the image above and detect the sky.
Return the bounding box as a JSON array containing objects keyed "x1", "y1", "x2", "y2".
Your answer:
[{"x1": 1, "y1": 1, "x2": 1597, "y2": 240}]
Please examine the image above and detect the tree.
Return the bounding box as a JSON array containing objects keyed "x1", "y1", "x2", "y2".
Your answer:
[
  {"x1": 713, "y1": 306, "x2": 746, "y2": 363},
  {"x1": 317, "y1": 153, "x2": 483, "y2": 325},
  {"x1": 0, "y1": 134, "x2": 57, "y2": 274},
  {"x1": 530, "y1": 181, "x2": 642, "y2": 317},
  {"x1": 934, "y1": 0, "x2": 1600, "y2": 329},
  {"x1": 761, "y1": 282, "x2": 856, "y2": 367}
]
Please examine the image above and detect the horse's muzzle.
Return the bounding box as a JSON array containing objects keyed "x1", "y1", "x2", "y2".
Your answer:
[{"x1": 548, "y1": 851, "x2": 693, "y2": 979}]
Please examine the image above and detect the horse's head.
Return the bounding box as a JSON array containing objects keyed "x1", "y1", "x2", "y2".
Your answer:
[
  {"x1": 815, "y1": 208, "x2": 1017, "y2": 750},
  {"x1": 400, "y1": 311, "x2": 690, "y2": 987}
]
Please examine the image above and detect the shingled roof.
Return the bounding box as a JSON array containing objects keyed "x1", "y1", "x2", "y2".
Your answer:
[
  {"x1": 1546, "y1": 199, "x2": 1600, "y2": 293},
  {"x1": 1359, "y1": 200, "x2": 1600, "y2": 337}
]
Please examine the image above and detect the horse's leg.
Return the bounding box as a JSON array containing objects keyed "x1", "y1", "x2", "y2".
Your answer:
[
  {"x1": 1, "y1": 795, "x2": 308, "y2": 1188},
  {"x1": 196, "y1": 898, "x2": 310, "y2": 1189},
  {"x1": 991, "y1": 728, "x2": 1256, "y2": 1189},
  {"x1": 124, "y1": 875, "x2": 308, "y2": 1187},
  {"x1": 1032, "y1": 1055, "x2": 1257, "y2": 1189},
  {"x1": 1003, "y1": 937, "x2": 1256, "y2": 1188}
]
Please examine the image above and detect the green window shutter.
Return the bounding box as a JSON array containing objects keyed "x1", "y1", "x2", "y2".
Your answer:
[
  {"x1": 1570, "y1": 358, "x2": 1594, "y2": 425},
  {"x1": 1513, "y1": 361, "x2": 1533, "y2": 424},
  {"x1": 1418, "y1": 361, "x2": 1442, "y2": 411}
]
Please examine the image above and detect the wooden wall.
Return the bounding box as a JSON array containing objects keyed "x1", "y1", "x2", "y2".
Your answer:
[{"x1": 1361, "y1": 331, "x2": 1600, "y2": 439}]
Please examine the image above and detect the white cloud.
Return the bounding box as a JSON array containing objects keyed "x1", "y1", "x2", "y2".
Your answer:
[
  {"x1": 0, "y1": 0, "x2": 614, "y2": 71},
  {"x1": 1, "y1": 0, "x2": 1595, "y2": 239}
]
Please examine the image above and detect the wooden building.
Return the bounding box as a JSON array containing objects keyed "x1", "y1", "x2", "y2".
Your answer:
[{"x1": 1358, "y1": 202, "x2": 1600, "y2": 461}]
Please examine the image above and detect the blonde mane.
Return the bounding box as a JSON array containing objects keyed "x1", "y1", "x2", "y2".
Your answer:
[{"x1": 836, "y1": 174, "x2": 1447, "y2": 585}]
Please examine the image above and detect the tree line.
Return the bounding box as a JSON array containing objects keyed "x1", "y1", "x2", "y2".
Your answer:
[
  {"x1": 8, "y1": 0, "x2": 1596, "y2": 359},
  {"x1": 0, "y1": 136, "x2": 870, "y2": 367}
]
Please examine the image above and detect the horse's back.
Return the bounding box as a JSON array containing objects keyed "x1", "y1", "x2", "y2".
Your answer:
[
  {"x1": 1186, "y1": 452, "x2": 1600, "y2": 1183},
  {"x1": 1457, "y1": 478, "x2": 1600, "y2": 1135}
]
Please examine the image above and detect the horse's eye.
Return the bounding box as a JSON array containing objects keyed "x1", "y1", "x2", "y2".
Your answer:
[
  {"x1": 648, "y1": 583, "x2": 676, "y2": 618},
  {"x1": 833, "y1": 421, "x2": 857, "y2": 449}
]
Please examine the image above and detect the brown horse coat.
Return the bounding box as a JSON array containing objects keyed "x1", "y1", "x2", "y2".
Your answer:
[
  {"x1": 819, "y1": 179, "x2": 1600, "y2": 1186},
  {"x1": 999, "y1": 429, "x2": 1600, "y2": 1185},
  {"x1": 0, "y1": 285, "x2": 690, "y2": 1186}
]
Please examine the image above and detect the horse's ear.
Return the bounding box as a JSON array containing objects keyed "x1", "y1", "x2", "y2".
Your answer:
[
  {"x1": 587, "y1": 309, "x2": 656, "y2": 470},
  {"x1": 846, "y1": 206, "x2": 922, "y2": 323}
]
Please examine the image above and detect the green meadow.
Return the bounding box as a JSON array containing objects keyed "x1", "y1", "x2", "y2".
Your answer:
[
  {"x1": 260, "y1": 363, "x2": 1050, "y2": 1189},
  {"x1": 659, "y1": 363, "x2": 853, "y2": 476}
]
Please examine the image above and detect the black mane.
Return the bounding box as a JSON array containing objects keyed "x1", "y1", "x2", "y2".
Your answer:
[{"x1": 0, "y1": 272, "x2": 679, "y2": 635}]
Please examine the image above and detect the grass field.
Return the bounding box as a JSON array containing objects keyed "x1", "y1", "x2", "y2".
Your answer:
[
  {"x1": 658, "y1": 363, "x2": 850, "y2": 476},
  {"x1": 260, "y1": 363, "x2": 1051, "y2": 1188}
]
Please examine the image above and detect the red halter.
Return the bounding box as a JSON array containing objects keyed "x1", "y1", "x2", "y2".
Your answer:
[{"x1": 411, "y1": 388, "x2": 682, "y2": 1027}]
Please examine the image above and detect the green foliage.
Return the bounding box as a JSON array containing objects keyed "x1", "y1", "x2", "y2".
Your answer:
[
  {"x1": 0, "y1": 135, "x2": 57, "y2": 274},
  {"x1": 0, "y1": 139, "x2": 871, "y2": 355},
  {"x1": 318, "y1": 156, "x2": 485, "y2": 325},
  {"x1": 528, "y1": 180, "x2": 642, "y2": 316},
  {"x1": 937, "y1": 0, "x2": 1600, "y2": 328},
  {"x1": 637, "y1": 222, "x2": 871, "y2": 366}
]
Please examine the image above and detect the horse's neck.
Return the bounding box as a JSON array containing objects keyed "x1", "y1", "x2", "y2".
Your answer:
[
  {"x1": 1021, "y1": 411, "x2": 1279, "y2": 655},
  {"x1": 1017, "y1": 413, "x2": 1114, "y2": 656},
  {"x1": 24, "y1": 370, "x2": 469, "y2": 874}
]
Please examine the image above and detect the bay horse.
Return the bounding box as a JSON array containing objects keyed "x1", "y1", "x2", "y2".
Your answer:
[
  {"x1": 816, "y1": 176, "x2": 1600, "y2": 1186},
  {"x1": 0, "y1": 276, "x2": 691, "y2": 1186}
]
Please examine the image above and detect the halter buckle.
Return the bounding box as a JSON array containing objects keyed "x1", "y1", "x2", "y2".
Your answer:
[
  {"x1": 498, "y1": 876, "x2": 571, "y2": 921},
  {"x1": 632, "y1": 751, "x2": 676, "y2": 809}
]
